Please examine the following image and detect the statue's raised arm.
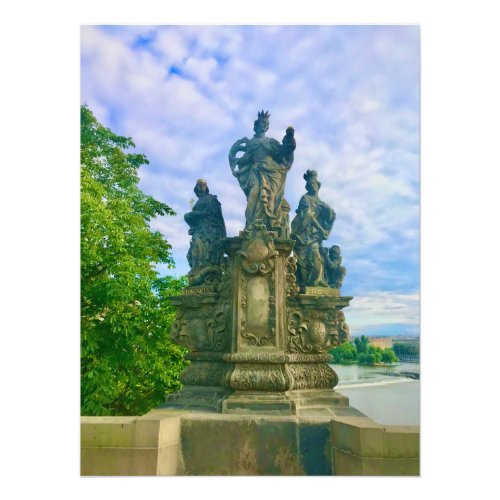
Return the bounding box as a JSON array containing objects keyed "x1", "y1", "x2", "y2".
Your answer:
[{"x1": 228, "y1": 110, "x2": 296, "y2": 236}]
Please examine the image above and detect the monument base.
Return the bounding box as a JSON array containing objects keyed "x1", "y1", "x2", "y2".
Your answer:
[
  {"x1": 162, "y1": 385, "x2": 350, "y2": 417},
  {"x1": 161, "y1": 386, "x2": 232, "y2": 413},
  {"x1": 222, "y1": 388, "x2": 349, "y2": 416},
  {"x1": 81, "y1": 404, "x2": 420, "y2": 476}
]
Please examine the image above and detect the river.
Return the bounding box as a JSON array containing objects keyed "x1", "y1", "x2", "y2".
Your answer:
[{"x1": 331, "y1": 362, "x2": 420, "y2": 426}]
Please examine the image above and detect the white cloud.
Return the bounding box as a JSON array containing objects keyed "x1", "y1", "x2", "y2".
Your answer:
[
  {"x1": 81, "y1": 25, "x2": 420, "y2": 332},
  {"x1": 347, "y1": 292, "x2": 420, "y2": 329},
  {"x1": 154, "y1": 29, "x2": 189, "y2": 64}
]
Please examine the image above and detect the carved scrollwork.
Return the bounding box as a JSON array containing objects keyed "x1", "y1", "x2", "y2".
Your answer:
[
  {"x1": 237, "y1": 220, "x2": 278, "y2": 275},
  {"x1": 229, "y1": 363, "x2": 291, "y2": 391},
  {"x1": 287, "y1": 307, "x2": 342, "y2": 353},
  {"x1": 285, "y1": 256, "x2": 300, "y2": 298},
  {"x1": 238, "y1": 239, "x2": 277, "y2": 348},
  {"x1": 180, "y1": 361, "x2": 233, "y2": 387},
  {"x1": 287, "y1": 363, "x2": 338, "y2": 389}
]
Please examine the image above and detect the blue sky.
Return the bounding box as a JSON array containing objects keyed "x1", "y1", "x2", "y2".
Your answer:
[{"x1": 81, "y1": 25, "x2": 420, "y2": 337}]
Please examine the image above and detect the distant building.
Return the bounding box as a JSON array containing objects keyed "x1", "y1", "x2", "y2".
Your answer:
[
  {"x1": 392, "y1": 337, "x2": 420, "y2": 348},
  {"x1": 367, "y1": 337, "x2": 393, "y2": 349}
]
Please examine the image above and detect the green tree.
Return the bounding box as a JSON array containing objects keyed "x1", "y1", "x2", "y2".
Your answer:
[
  {"x1": 392, "y1": 343, "x2": 419, "y2": 356},
  {"x1": 354, "y1": 335, "x2": 369, "y2": 354},
  {"x1": 381, "y1": 348, "x2": 399, "y2": 364},
  {"x1": 81, "y1": 105, "x2": 188, "y2": 416},
  {"x1": 330, "y1": 342, "x2": 357, "y2": 364}
]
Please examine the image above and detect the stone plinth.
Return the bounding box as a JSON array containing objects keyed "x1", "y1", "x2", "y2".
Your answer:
[
  {"x1": 81, "y1": 408, "x2": 420, "y2": 476},
  {"x1": 166, "y1": 220, "x2": 352, "y2": 415}
]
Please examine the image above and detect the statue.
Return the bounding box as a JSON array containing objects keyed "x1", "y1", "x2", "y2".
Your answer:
[
  {"x1": 228, "y1": 110, "x2": 296, "y2": 235},
  {"x1": 184, "y1": 179, "x2": 226, "y2": 286},
  {"x1": 291, "y1": 170, "x2": 336, "y2": 287},
  {"x1": 336, "y1": 311, "x2": 350, "y2": 343},
  {"x1": 325, "y1": 245, "x2": 346, "y2": 288}
]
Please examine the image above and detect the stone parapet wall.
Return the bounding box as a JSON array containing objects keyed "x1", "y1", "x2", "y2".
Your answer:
[{"x1": 81, "y1": 409, "x2": 419, "y2": 476}]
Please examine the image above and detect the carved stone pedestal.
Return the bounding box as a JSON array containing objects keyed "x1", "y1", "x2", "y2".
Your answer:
[{"x1": 164, "y1": 221, "x2": 352, "y2": 415}]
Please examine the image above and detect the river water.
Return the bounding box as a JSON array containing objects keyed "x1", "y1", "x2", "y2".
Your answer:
[{"x1": 331, "y1": 362, "x2": 420, "y2": 426}]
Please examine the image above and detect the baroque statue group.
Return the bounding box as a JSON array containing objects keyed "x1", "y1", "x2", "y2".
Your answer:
[
  {"x1": 185, "y1": 110, "x2": 345, "y2": 291},
  {"x1": 167, "y1": 111, "x2": 352, "y2": 415}
]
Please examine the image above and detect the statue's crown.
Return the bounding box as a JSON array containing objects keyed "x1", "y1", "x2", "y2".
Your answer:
[
  {"x1": 257, "y1": 110, "x2": 270, "y2": 121},
  {"x1": 196, "y1": 178, "x2": 207, "y2": 184},
  {"x1": 304, "y1": 169, "x2": 318, "y2": 181}
]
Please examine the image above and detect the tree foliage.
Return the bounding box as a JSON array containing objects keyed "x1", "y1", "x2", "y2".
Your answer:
[
  {"x1": 330, "y1": 335, "x2": 399, "y2": 366},
  {"x1": 392, "y1": 342, "x2": 419, "y2": 356},
  {"x1": 330, "y1": 342, "x2": 358, "y2": 364},
  {"x1": 81, "y1": 105, "x2": 188, "y2": 416}
]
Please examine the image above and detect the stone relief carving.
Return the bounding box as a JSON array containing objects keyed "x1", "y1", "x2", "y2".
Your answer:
[
  {"x1": 287, "y1": 308, "x2": 340, "y2": 353},
  {"x1": 285, "y1": 256, "x2": 300, "y2": 298},
  {"x1": 238, "y1": 221, "x2": 278, "y2": 347},
  {"x1": 286, "y1": 363, "x2": 338, "y2": 390},
  {"x1": 229, "y1": 363, "x2": 290, "y2": 391}
]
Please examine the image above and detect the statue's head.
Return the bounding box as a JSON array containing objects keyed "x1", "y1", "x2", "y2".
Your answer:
[
  {"x1": 253, "y1": 110, "x2": 270, "y2": 136},
  {"x1": 329, "y1": 245, "x2": 341, "y2": 258},
  {"x1": 194, "y1": 178, "x2": 209, "y2": 197},
  {"x1": 304, "y1": 169, "x2": 320, "y2": 194},
  {"x1": 337, "y1": 311, "x2": 345, "y2": 322}
]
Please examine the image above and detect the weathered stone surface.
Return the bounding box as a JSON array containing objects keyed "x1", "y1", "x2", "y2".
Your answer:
[
  {"x1": 179, "y1": 414, "x2": 304, "y2": 475},
  {"x1": 380, "y1": 425, "x2": 420, "y2": 458},
  {"x1": 80, "y1": 416, "x2": 137, "y2": 448},
  {"x1": 331, "y1": 416, "x2": 386, "y2": 458},
  {"x1": 333, "y1": 450, "x2": 420, "y2": 476},
  {"x1": 80, "y1": 411, "x2": 420, "y2": 476},
  {"x1": 330, "y1": 415, "x2": 420, "y2": 476},
  {"x1": 81, "y1": 413, "x2": 182, "y2": 476}
]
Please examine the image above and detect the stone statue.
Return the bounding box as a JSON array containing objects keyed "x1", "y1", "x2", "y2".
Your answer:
[
  {"x1": 325, "y1": 245, "x2": 346, "y2": 288},
  {"x1": 291, "y1": 170, "x2": 336, "y2": 287},
  {"x1": 184, "y1": 179, "x2": 226, "y2": 286},
  {"x1": 337, "y1": 311, "x2": 350, "y2": 344},
  {"x1": 228, "y1": 110, "x2": 296, "y2": 235}
]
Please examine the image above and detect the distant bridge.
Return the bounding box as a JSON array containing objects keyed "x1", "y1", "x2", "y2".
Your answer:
[{"x1": 397, "y1": 355, "x2": 420, "y2": 363}]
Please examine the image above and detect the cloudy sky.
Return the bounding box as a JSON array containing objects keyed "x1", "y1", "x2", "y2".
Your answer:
[{"x1": 81, "y1": 25, "x2": 419, "y2": 337}]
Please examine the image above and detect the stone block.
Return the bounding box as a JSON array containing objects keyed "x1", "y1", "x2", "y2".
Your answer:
[
  {"x1": 179, "y1": 414, "x2": 303, "y2": 475},
  {"x1": 80, "y1": 414, "x2": 181, "y2": 476},
  {"x1": 81, "y1": 417, "x2": 137, "y2": 448},
  {"x1": 332, "y1": 448, "x2": 363, "y2": 475},
  {"x1": 81, "y1": 447, "x2": 158, "y2": 476},
  {"x1": 222, "y1": 393, "x2": 295, "y2": 415},
  {"x1": 382, "y1": 425, "x2": 420, "y2": 458},
  {"x1": 157, "y1": 444, "x2": 180, "y2": 476},
  {"x1": 331, "y1": 416, "x2": 386, "y2": 458},
  {"x1": 298, "y1": 418, "x2": 333, "y2": 475},
  {"x1": 135, "y1": 414, "x2": 181, "y2": 448},
  {"x1": 333, "y1": 450, "x2": 419, "y2": 476}
]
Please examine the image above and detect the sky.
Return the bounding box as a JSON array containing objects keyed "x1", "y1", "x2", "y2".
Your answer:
[{"x1": 81, "y1": 25, "x2": 420, "y2": 337}]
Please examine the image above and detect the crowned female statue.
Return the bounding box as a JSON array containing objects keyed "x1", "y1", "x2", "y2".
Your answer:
[{"x1": 228, "y1": 111, "x2": 296, "y2": 235}]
